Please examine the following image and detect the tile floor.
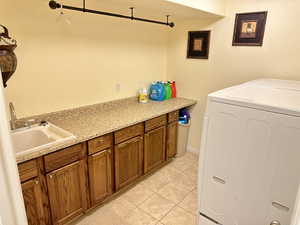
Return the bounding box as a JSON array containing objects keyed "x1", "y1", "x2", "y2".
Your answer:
[{"x1": 74, "y1": 152, "x2": 199, "y2": 225}]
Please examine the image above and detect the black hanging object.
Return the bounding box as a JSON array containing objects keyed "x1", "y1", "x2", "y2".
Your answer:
[
  {"x1": 48, "y1": 0, "x2": 175, "y2": 28},
  {"x1": 0, "y1": 25, "x2": 17, "y2": 88},
  {"x1": 130, "y1": 7, "x2": 134, "y2": 20}
]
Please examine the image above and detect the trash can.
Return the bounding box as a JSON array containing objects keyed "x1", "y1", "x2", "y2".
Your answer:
[{"x1": 177, "y1": 120, "x2": 191, "y2": 157}]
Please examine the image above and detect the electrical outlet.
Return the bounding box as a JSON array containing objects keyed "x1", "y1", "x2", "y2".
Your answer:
[{"x1": 115, "y1": 83, "x2": 121, "y2": 93}]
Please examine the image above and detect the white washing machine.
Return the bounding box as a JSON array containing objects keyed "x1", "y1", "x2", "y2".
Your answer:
[{"x1": 198, "y1": 79, "x2": 300, "y2": 225}]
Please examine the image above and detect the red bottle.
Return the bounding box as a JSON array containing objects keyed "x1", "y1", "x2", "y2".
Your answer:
[{"x1": 171, "y1": 81, "x2": 177, "y2": 98}]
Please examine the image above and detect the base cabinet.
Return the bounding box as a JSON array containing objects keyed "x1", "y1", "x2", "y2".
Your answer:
[
  {"x1": 144, "y1": 126, "x2": 166, "y2": 173},
  {"x1": 114, "y1": 136, "x2": 143, "y2": 191},
  {"x1": 19, "y1": 110, "x2": 184, "y2": 225},
  {"x1": 22, "y1": 178, "x2": 46, "y2": 225},
  {"x1": 167, "y1": 121, "x2": 178, "y2": 159},
  {"x1": 88, "y1": 149, "x2": 113, "y2": 207},
  {"x1": 46, "y1": 160, "x2": 88, "y2": 225}
]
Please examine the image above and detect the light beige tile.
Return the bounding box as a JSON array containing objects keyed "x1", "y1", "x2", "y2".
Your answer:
[
  {"x1": 73, "y1": 216, "x2": 91, "y2": 225},
  {"x1": 123, "y1": 183, "x2": 155, "y2": 206},
  {"x1": 156, "y1": 222, "x2": 164, "y2": 225},
  {"x1": 82, "y1": 204, "x2": 129, "y2": 225},
  {"x1": 169, "y1": 157, "x2": 192, "y2": 172},
  {"x1": 142, "y1": 172, "x2": 170, "y2": 192},
  {"x1": 157, "y1": 183, "x2": 190, "y2": 204},
  {"x1": 178, "y1": 190, "x2": 198, "y2": 215},
  {"x1": 102, "y1": 195, "x2": 136, "y2": 218},
  {"x1": 182, "y1": 164, "x2": 198, "y2": 180},
  {"x1": 125, "y1": 208, "x2": 158, "y2": 225},
  {"x1": 181, "y1": 152, "x2": 199, "y2": 163},
  {"x1": 169, "y1": 172, "x2": 197, "y2": 192},
  {"x1": 161, "y1": 206, "x2": 197, "y2": 225},
  {"x1": 158, "y1": 165, "x2": 184, "y2": 182},
  {"x1": 139, "y1": 193, "x2": 175, "y2": 220}
]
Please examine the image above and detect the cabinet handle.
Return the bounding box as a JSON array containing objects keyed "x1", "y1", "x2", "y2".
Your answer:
[
  {"x1": 270, "y1": 220, "x2": 281, "y2": 225},
  {"x1": 213, "y1": 176, "x2": 226, "y2": 184},
  {"x1": 272, "y1": 201, "x2": 290, "y2": 212}
]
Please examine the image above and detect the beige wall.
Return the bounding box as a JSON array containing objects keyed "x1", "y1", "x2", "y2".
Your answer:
[
  {"x1": 2, "y1": 0, "x2": 168, "y2": 117},
  {"x1": 167, "y1": 0, "x2": 300, "y2": 152},
  {"x1": 3, "y1": 0, "x2": 300, "y2": 153}
]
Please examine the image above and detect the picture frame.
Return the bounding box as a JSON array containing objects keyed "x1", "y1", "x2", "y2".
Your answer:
[
  {"x1": 232, "y1": 11, "x2": 268, "y2": 46},
  {"x1": 187, "y1": 31, "x2": 210, "y2": 59}
]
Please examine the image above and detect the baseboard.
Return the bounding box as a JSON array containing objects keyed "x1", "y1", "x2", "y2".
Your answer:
[{"x1": 187, "y1": 145, "x2": 200, "y2": 154}]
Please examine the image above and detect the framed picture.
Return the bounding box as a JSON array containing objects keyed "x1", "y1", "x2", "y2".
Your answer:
[
  {"x1": 232, "y1": 11, "x2": 268, "y2": 46},
  {"x1": 187, "y1": 31, "x2": 210, "y2": 59}
]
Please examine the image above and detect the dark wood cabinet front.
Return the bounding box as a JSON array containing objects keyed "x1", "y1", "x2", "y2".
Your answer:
[
  {"x1": 46, "y1": 160, "x2": 88, "y2": 225},
  {"x1": 144, "y1": 126, "x2": 166, "y2": 173},
  {"x1": 88, "y1": 149, "x2": 113, "y2": 206},
  {"x1": 167, "y1": 121, "x2": 178, "y2": 159},
  {"x1": 22, "y1": 178, "x2": 46, "y2": 225},
  {"x1": 114, "y1": 136, "x2": 143, "y2": 191}
]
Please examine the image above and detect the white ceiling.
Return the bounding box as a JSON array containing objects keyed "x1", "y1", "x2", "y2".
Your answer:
[{"x1": 58, "y1": 0, "x2": 222, "y2": 21}]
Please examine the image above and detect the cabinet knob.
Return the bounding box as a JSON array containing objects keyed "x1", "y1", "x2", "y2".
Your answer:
[
  {"x1": 35, "y1": 180, "x2": 39, "y2": 185},
  {"x1": 270, "y1": 220, "x2": 281, "y2": 225},
  {"x1": 49, "y1": 175, "x2": 53, "y2": 179}
]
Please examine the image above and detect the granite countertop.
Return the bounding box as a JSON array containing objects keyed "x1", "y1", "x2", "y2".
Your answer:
[{"x1": 16, "y1": 97, "x2": 197, "y2": 163}]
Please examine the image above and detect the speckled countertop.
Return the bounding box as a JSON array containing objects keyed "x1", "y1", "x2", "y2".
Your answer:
[{"x1": 16, "y1": 97, "x2": 196, "y2": 163}]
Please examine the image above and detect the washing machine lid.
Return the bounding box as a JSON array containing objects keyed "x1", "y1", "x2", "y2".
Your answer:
[{"x1": 208, "y1": 79, "x2": 300, "y2": 117}]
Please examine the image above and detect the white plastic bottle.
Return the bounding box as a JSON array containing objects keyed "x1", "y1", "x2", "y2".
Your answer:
[{"x1": 138, "y1": 87, "x2": 149, "y2": 103}]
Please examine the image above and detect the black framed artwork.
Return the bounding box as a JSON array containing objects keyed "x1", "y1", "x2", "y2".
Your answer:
[
  {"x1": 232, "y1": 11, "x2": 268, "y2": 46},
  {"x1": 187, "y1": 31, "x2": 210, "y2": 59}
]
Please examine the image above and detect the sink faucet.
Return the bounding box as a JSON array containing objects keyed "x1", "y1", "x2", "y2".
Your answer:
[{"x1": 9, "y1": 102, "x2": 17, "y2": 130}]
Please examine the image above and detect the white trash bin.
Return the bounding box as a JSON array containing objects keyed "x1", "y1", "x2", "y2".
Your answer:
[{"x1": 177, "y1": 120, "x2": 191, "y2": 157}]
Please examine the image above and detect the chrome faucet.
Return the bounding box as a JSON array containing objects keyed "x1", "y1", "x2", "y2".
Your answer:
[{"x1": 9, "y1": 102, "x2": 17, "y2": 130}]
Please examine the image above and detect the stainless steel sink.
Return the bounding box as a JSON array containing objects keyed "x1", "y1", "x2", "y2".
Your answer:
[{"x1": 11, "y1": 122, "x2": 75, "y2": 154}]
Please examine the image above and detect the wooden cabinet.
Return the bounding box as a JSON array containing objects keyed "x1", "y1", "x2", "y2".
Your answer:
[
  {"x1": 167, "y1": 121, "x2": 178, "y2": 159},
  {"x1": 18, "y1": 110, "x2": 183, "y2": 225},
  {"x1": 88, "y1": 149, "x2": 113, "y2": 206},
  {"x1": 144, "y1": 126, "x2": 166, "y2": 173},
  {"x1": 21, "y1": 178, "x2": 46, "y2": 225},
  {"x1": 114, "y1": 136, "x2": 143, "y2": 191},
  {"x1": 46, "y1": 160, "x2": 88, "y2": 225}
]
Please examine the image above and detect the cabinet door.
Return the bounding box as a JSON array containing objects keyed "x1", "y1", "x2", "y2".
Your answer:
[
  {"x1": 88, "y1": 149, "x2": 113, "y2": 207},
  {"x1": 22, "y1": 178, "x2": 46, "y2": 225},
  {"x1": 144, "y1": 126, "x2": 166, "y2": 173},
  {"x1": 167, "y1": 121, "x2": 178, "y2": 160},
  {"x1": 115, "y1": 136, "x2": 143, "y2": 191},
  {"x1": 46, "y1": 160, "x2": 88, "y2": 225}
]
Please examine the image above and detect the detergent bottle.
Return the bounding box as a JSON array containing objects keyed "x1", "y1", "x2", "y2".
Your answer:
[
  {"x1": 164, "y1": 82, "x2": 171, "y2": 100},
  {"x1": 158, "y1": 82, "x2": 166, "y2": 101},
  {"x1": 149, "y1": 82, "x2": 165, "y2": 101},
  {"x1": 171, "y1": 81, "x2": 177, "y2": 98}
]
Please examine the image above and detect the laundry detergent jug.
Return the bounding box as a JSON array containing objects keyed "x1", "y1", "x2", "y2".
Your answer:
[{"x1": 149, "y1": 82, "x2": 165, "y2": 101}]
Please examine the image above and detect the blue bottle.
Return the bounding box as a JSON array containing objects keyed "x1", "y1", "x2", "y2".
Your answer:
[{"x1": 149, "y1": 82, "x2": 165, "y2": 101}]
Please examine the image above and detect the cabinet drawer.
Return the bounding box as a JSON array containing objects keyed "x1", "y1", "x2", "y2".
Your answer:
[
  {"x1": 168, "y1": 110, "x2": 179, "y2": 123},
  {"x1": 44, "y1": 143, "x2": 86, "y2": 172},
  {"x1": 18, "y1": 159, "x2": 38, "y2": 183},
  {"x1": 115, "y1": 123, "x2": 144, "y2": 144},
  {"x1": 88, "y1": 133, "x2": 113, "y2": 155},
  {"x1": 145, "y1": 115, "x2": 167, "y2": 132}
]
